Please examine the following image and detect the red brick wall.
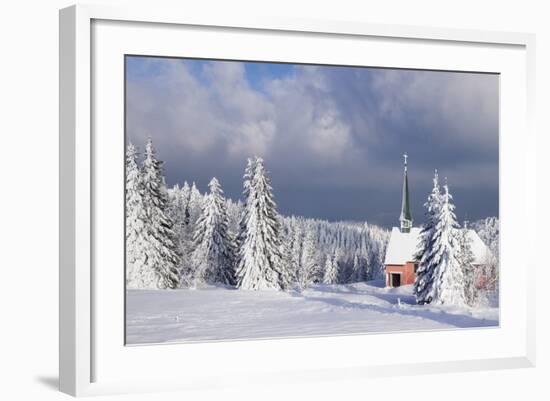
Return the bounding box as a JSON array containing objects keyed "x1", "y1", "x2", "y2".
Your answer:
[{"x1": 385, "y1": 262, "x2": 417, "y2": 286}]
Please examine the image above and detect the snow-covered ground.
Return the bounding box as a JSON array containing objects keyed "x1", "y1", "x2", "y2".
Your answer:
[{"x1": 126, "y1": 280, "x2": 499, "y2": 344}]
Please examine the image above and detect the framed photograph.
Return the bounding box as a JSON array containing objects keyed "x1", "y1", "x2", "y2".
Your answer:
[{"x1": 59, "y1": 4, "x2": 536, "y2": 396}]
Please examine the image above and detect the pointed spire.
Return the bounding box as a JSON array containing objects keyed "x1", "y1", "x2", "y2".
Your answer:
[{"x1": 399, "y1": 153, "x2": 413, "y2": 233}]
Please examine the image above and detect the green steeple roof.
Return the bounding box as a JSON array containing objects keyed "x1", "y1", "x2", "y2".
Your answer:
[{"x1": 399, "y1": 154, "x2": 412, "y2": 232}]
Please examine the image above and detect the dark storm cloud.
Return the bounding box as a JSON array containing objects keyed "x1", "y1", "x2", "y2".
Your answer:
[{"x1": 126, "y1": 57, "x2": 499, "y2": 227}]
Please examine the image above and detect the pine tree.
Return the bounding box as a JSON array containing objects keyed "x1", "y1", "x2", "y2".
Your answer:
[
  {"x1": 335, "y1": 247, "x2": 347, "y2": 284},
  {"x1": 430, "y1": 182, "x2": 466, "y2": 306},
  {"x1": 174, "y1": 181, "x2": 195, "y2": 285},
  {"x1": 414, "y1": 170, "x2": 443, "y2": 304},
  {"x1": 181, "y1": 181, "x2": 191, "y2": 227},
  {"x1": 349, "y1": 251, "x2": 367, "y2": 283},
  {"x1": 235, "y1": 158, "x2": 257, "y2": 252},
  {"x1": 188, "y1": 182, "x2": 203, "y2": 227},
  {"x1": 289, "y1": 221, "x2": 304, "y2": 287},
  {"x1": 456, "y1": 226, "x2": 476, "y2": 306},
  {"x1": 357, "y1": 229, "x2": 371, "y2": 281},
  {"x1": 166, "y1": 184, "x2": 187, "y2": 253},
  {"x1": 140, "y1": 138, "x2": 180, "y2": 289},
  {"x1": 297, "y1": 227, "x2": 321, "y2": 289},
  {"x1": 235, "y1": 157, "x2": 285, "y2": 290},
  {"x1": 125, "y1": 143, "x2": 148, "y2": 288},
  {"x1": 323, "y1": 253, "x2": 339, "y2": 285},
  {"x1": 277, "y1": 218, "x2": 294, "y2": 289},
  {"x1": 226, "y1": 198, "x2": 243, "y2": 235},
  {"x1": 191, "y1": 177, "x2": 236, "y2": 285}
]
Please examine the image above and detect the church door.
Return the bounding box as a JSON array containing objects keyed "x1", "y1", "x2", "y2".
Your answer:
[{"x1": 391, "y1": 273, "x2": 401, "y2": 287}]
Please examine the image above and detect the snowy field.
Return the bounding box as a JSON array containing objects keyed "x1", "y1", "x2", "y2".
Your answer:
[{"x1": 126, "y1": 280, "x2": 498, "y2": 344}]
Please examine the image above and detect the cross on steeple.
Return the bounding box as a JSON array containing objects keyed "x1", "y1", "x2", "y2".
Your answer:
[{"x1": 399, "y1": 153, "x2": 413, "y2": 233}]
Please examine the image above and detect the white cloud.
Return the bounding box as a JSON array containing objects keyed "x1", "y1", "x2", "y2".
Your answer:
[
  {"x1": 126, "y1": 58, "x2": 499, "y2": 224},
  {"x1": 127, "y1": 59, "x2": 356, "y2": 165}
]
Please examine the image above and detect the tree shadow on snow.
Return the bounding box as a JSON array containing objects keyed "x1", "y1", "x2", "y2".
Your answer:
[
  {"x1": 308, "y1": 284, "x2": 373, "y2": 297},
  {"x1": 309, "y1": 285, "x2": 417, "y2": 306},
  {"x1": 362, "y1": 291, "x2": 417, "y2": 306},
  {"x1": 299, "y1": 295, "x2": 498, "y2": 328}
]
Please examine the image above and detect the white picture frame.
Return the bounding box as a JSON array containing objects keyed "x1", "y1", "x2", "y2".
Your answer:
[{"x1": 59, "y1": 4, "x2": 536, "y2": 397}]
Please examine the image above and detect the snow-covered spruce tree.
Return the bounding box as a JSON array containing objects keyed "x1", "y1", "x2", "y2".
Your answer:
[
  {"x1": 235, "y1": 157, "x2": 286, "y2": 290},
  {"x1": 140, "y1": 138, "x2": 180, "y2": 289},
  {"x1": 280, "y1": 233, "x2": 295, "y2": 287},
  {"x1": 180, "y1": 181, "x2": 191, "y2": 227},
  {"x1": 357, "y1": 229, "x2": 371, "y2": 281},
  {"x1": 414, "y1": 170, "x2": 443, "y2": 304},
  {"x1": 277, "y1": 220, "x2": 295, "y2": 289},
  {"x1": 289, "y1": 220, "x2": 304, "y2": 287},
  {"x1": 167, "y1": 185, "x2": 187, "y2": 251},
  {"x1": 235, "y1": 158, "x2": 257, "y2": 263},
  {"x1": 456, "y1": 226, "x2": 476, "y2": 306},
  {"x1": 174, "y1": 181, "x2": 193, "y2": 286},
  {"x1": 125, "y1": 143, "x2": 148, "y2": 288},
  {"x1": 226, "y1": 198, "x2": 243, "y2": 236},
  {"x1": 430, "y1": 183, "x2": 466, "y2": 306},
  {"x1": 349, "y1": 251, "x2": 368, "y2": 283},
  {"x1": 191, "y1": 178, "x2": 236, "y2": 286},
  {"x1": 179, "y1": 182, "x2": 204, "y2": 285},
  {"x1": 335, "y1": 247, "x2": 348, "y2": 284},
  {"x1": 297, "y1": 227, "x2": 321, "y2": 289},
  {"x1": 188, "y1": 182, "x2": 203, "y2": 228},
  {"x1": 323, "y1": 253, "x2": 339, "y2": 285}
]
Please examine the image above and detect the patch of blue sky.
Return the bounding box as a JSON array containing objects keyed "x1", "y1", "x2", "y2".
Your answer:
[
  {"x1": 243, "y1": 61, "x2": 295, "y2": 92},
  {"x1": 126, "y1": 55, "x2": 296, "y2": 92}
]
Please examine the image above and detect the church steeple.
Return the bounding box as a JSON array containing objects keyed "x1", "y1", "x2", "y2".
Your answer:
[{"x1": 399, "y1": 153, "x2": 413, "y2": 233}]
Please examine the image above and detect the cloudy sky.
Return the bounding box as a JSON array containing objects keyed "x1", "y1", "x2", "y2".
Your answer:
[{"x1": 126, "y1": 56, "x2": 499, "y2": 228}]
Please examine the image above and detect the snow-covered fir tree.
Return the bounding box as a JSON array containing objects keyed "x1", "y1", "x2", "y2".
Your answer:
[
  {"x1": 456, "y1": 225, "x2": 476, "y2": 306},
  {"x1": 226, "y1": 198, "x2": 243, "y2": 235},
  {"x1": 323, "y1": 253, "x2": 339, "y2": 285},
  {"x1": 139, "y1": 138, "x2": 180, "y2": 289},
  {"x1": 430, "y1": 182, "x2": 466, "y2": 306},
  {"x1": 357, "y1": 230, "x2": 371, "y2": 280},
  {"x1": 349, "y1": 250, "x2": 368, "y2": 283},
  {"x1": 280, "y1": 233, "x2": 295, "y2": 287},
  {"x1": 288, "y1": 219, "x2": 304, "y2": 286},
  {"x1": 235, "y1": 158, "x2": 256, "y2": 257},
  {"x1": 188, "y1": 182, "x2": 203, "y2": 227},
  {"x1": 166, "y1": 184, "x2": 187, "y2": 256},
  {"x1": 177, "y1": 182, "x2": 203, "y2": 285},
  {"x1": 180, "y1": 181, "x2": 191, "y2": 227},
  {"x1": 297, "y1": 226, "x2": 321, "y2": 289},
  {"x1": 125, "y1": 143, "x2": 148, "y2": 288},
  {"x1": 277, "y1": 217, "x2": 295, "y2": 289},
  {"x1": 191, "y1": 177, "x2": 236, "y2": 285},
  {"x1": 177, "y1": 181, "x2": 193, "y2": 278},
  {"x1": 235, "y1": 157, "x2": 286, "y2": 290},
  {"x1": 414, "y1": 170, "x2": 443, "y2": 304}
]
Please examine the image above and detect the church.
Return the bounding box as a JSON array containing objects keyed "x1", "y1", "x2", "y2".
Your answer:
[{"x1": 384, "y1": 155, "x2": 490, "y2": 288}]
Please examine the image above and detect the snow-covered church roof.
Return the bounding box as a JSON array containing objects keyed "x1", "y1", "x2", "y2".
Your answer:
[{"x1": 384, "y1": 227, "x2": 491, "y2": 265}]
